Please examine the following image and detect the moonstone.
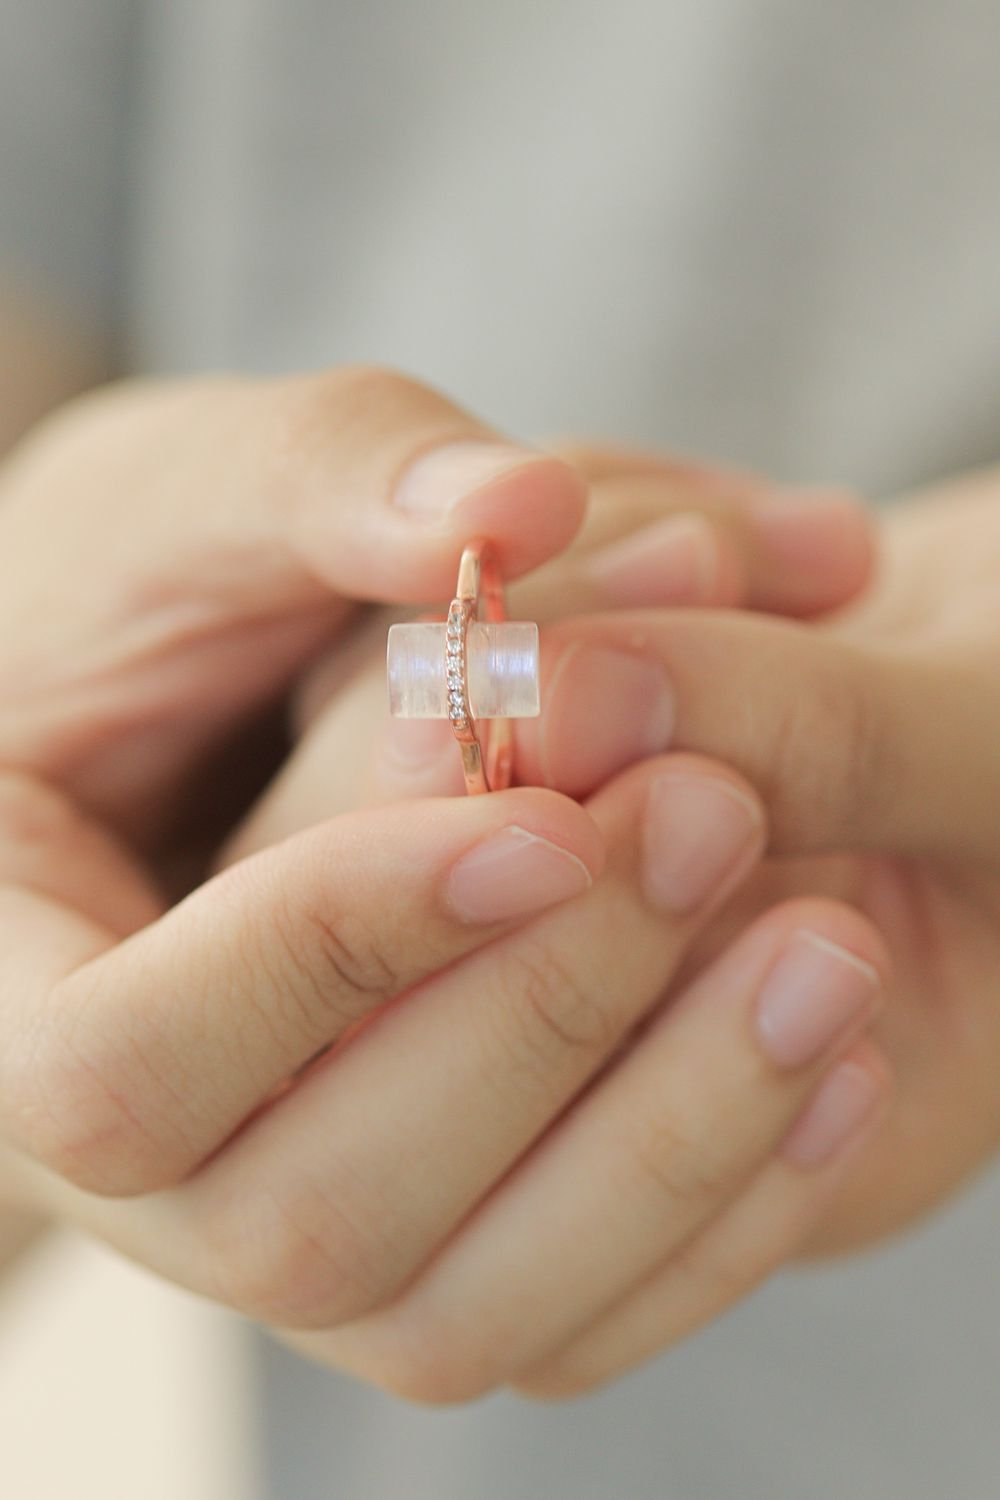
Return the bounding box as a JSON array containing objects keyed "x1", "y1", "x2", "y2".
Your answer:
[{"x1": 387, "y1": 621, "x2": 540, "y2": 718}]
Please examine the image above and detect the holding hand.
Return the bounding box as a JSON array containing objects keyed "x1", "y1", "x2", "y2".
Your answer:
[
  {"x1": 229, "y1": 448, "x2": 1000, "y2": 1397},
  {"x1": 0, "y1": 371, "x2": 886, "y2": 1406}
]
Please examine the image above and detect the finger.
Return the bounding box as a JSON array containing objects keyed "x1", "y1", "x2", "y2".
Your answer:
[
  {"x1": 511, "y1": 1038, "x2": 892, "y2": 1400},
  {"x1": 509, "y1": 476, "x2": 875, "y2": 621},
  {"x1": 367, "y1": 489, "x2": 872, "y2": 807},
  {"x1": 253, "y1": 458, "x2": 872, "y2": 818},
  {"x1": 171, "y1": 755, "x2": 765, "y2": 1341},
  {"x1": 288, "y1": 452, "x2": 768, "y2": 732},
  {"x1": 525, "y1": 438, "x2": 871, "y2": 615},
  {"x1": 0, "y1": 369, "x2": 585, "y2": 827},
  {"x1": 317, "y1": 898, "x2": 885, "y2": 1403},
  {"x1": 508, "y1": 609, "x2": 1000, "y2": 861},
  {"x1": 13, "y1": 754, "x2": 765, "y2": 1330},
  {"x1": 0, "y1": 787, "x2": 603, "y2": 1197}
]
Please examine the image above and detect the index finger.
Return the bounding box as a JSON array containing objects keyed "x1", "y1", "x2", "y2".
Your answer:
[{"x1": 0, "y1": 785, "x2": 603, "y2": 1198}]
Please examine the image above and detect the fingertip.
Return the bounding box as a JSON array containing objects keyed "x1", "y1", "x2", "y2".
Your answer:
[
  {"x1": 781, "y1": 1036, "x2": 893, "y2": 1172},
  {"x1": 580, "y1": 749, "x2": 765, "y2": 824},
  {"x1": 843, "y1": 1034, "x2": 895, "y2": 1099},
  {"x1": 748, "y1": 488, "x2": 876, "y2": 615},
  {"x1": 514, "y1": 633, "x2": 677, "y2": 798},
  {"x1": 578, "y1": 751, "x2": 766, "y2": 908},
  {"x1": 371, "y1": 763, "x2": 610, "y2": 911},
  {"x1": 303, "y1": 434, "x2": 586, "y2": 604},
  {"x1": 753, "y1": 895, "x2": 893, "y2": 993},
  {"x1": 452, "y1": 453, "x2": 587, "y2": 579},
  {"x1": 479, "y1": 784, "x2": 608, "y2": 887},
  {"x1": 583, "y1": 513, "x2": 724, "y2": 609},
  {"x1": 434, "y1": 783, "x2": 608, "y2": 928}
]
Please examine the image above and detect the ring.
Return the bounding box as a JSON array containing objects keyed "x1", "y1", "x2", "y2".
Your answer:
[{"x1": 386, "y1": 538, "x2": 540, "y2": 794}]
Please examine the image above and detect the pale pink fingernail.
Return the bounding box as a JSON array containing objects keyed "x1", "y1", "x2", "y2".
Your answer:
[
  {"x1": 585, "y1": 514, "x2": 719, "y2": 607},
  {"x1": 781, "y1": 1058, "x2": 887, "y2": 1168},
  {"x1": 446, "y1": 826, "x2": 592, "y2": 924},
  {"x1": 756, "y1": 932, "x2": 881, "y2": 1069},
  {"x1": 641, "y1": 773, "x2": 763, "y2": 915},
  {"x1": 541, "y1": 645, "x2": 675, "y2": 792},
  {"x1": 749, "y1": 488, "x2": 866, "y2": 564},
  {"x1": 395, "y1": 441, "x2": 539, "y2": 521}
]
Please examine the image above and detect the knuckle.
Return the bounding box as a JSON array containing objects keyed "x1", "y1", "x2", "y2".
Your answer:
[
  {"x1": 299, "y1": 899, "x2": 400, "y2": 1005},
  {"x1": 269, "y1": 880, "x2": 400, "y2": 1042},
  {"x1": 299, "y1": 363, "x2": 420, "y2": 415},
  {"x1": 501, "y1": 940, "x2": 620, "y2": 1078},
  {"x1": 200, "y1": 1176, "x2": 389, "y2": 1330},
  {"x1": 286, "y1": 365, "x2": 390, "y2": 431},
  {"x1": 834, "y1": 658, "x2": 894, "y2": 832},
  {"x1": 767, "y1": 647, "x2": 884, "y2": 848},
  {"x1": 220, "y1": 848, "x2": 401, "y2": 1055},
  {"x1": 625, "y1": 1106, "x2": 729, "y2": 1209},
  {"x1": 267, "y1": 365, "x2": 442, "y2": 491}
]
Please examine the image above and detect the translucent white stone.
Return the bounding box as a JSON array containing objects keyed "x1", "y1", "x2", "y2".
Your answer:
[{"x1": 387, "y1": 621, "x2": 540, "y2": 718}]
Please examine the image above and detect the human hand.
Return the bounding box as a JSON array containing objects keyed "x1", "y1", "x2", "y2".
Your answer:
[
  {"x1": 214, "y1": 448, "x2": 902, "y2": 1402},
  {"x1": 227, "y1": 455, "x2": 1000, "y2": 1400},
  {"x1": 15, "y1": 748, "x2": 888, "y2": 1409},
  {"x1": 294, "y1": 458, "x2": 1000, "y2": 1400},
  {"x1": 0, "y1": 360, "x2": 596, "y2": 1190},
  {"x1": 522, "y1": 463, "x2": 1000, "y2": 1263},
  {"x1": 0, "y1": 366, "x2": 610, "y2": 862},
  {"x1": 0, "y1": 389, "x2": 887, "y2": 1407},
  {"x1": 231, "y1": 443, "x2": 872, "y2": 833}
]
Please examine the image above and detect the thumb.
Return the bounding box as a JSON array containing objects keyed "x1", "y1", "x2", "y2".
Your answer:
[
  {"x1": 510, "y1": 611, "x2": 998, "y2": 864},
  {"x1": 0, "y1": 367, "x2": 584, "y2": 824}
]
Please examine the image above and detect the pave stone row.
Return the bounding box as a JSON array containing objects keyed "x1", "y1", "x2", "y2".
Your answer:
[{"x1": 446, "y1": 604, "x2": 471, "y2": 730}]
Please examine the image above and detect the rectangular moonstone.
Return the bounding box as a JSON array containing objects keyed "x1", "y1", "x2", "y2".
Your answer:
[{"x1": 387, "y1": 621, "x2": 540, "y2": 718}]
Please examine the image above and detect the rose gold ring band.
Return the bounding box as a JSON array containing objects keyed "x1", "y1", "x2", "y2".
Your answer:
[{"x1": 445, "y1": 538, "x2": 513, "y2": 795}]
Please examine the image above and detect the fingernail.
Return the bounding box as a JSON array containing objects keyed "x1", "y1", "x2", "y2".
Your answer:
[
  {"x1": 446, "y1": 825, "x2": 593, "y2": 924},
  {"x1": 541, "y1": 645, "x2": 675, "y2": 792},
  {"x1": 756, "y1": 931, "x2": 881, "y2": 1069},
  {"x1": 749, "y1": 488, "x2": 865, "y2": 563},
  {"x1": 641, "y1": 773, "x2": 763, "y2": 915},
  {"x1": 781, "y1": 1058, "x2": 887, "y2": 1168},
  {"x1": 585, "y1": 514, "x2": 719, "y2": 607},
  {"x1": 395, "y1": 440, "x2": 539, "y2": 521}
]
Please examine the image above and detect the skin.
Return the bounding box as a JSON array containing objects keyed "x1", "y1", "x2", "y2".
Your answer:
[
  {"x1": 0, "y1": 293, "x2": 106, "y2": 1270},
  {"x1": 0, "y1": 354, "x2": 982, "y2": 1407},
  {"x1": 219, "y1": 452, "x2": 1000, "y2": 1398}
]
